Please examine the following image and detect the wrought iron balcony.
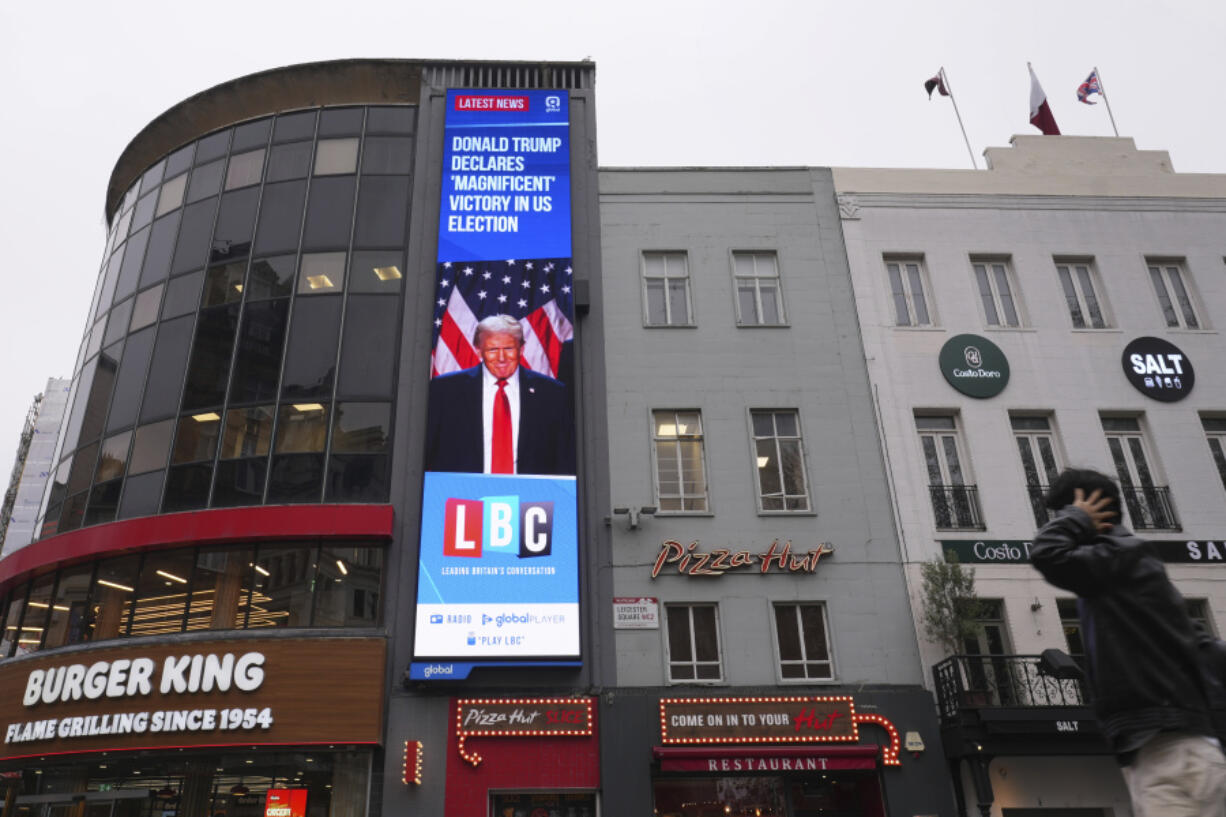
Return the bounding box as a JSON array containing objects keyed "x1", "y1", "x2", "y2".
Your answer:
[
  {"x1": 928, "y1": 484, "x2": 985, "y2": 530},
  {"x1": 933, "y1": 654, "x2": 1089, "y2": 721},
  {"x1": 1121, "y1": 485, "x2": 1179, "y2": 531},
  {"x1": 1026, "y1": 483, "x2": 1050, "y2": 527}
]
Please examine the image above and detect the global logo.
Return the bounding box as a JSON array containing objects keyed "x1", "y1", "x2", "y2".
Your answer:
[
  {"x1": 964, "y1": 346, "x2": 982, "y2": 368},
  {"x1": 545, "y1": 95, "x2": 561, "y2": 113}
]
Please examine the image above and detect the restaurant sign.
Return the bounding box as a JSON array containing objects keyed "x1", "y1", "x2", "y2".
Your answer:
[
  {"x1": 651, "y1": 540, "x2": 835, "y2": 578},
  {"x1": 0, "y1": 637, "x2": 385, "y2": 760},
  {"x1": 456, "y1": 697, "x2": 593, "y2": 766},
  {"x1": 941, "y1": 539, "x2": 1226, "y2": 565},
  {"x1": 659, "y1": 697, "x2": 901, "y2": 765}
]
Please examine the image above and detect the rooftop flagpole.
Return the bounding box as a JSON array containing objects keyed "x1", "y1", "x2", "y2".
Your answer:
[
  {"x1": 1094, "y1": 65, "x2": 1120, "y2": 137},
  {"x1": 940, "y1": 67, "x2": 978, "y2": 169}
]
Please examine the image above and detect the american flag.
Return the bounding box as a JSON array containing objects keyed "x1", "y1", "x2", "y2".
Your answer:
[
  {"x1": 430, "y1": 257, "x2": 575, "y2": 379},
  {"x1": 1077, "y1": 70, "x2": 1103, "y2": 105}
]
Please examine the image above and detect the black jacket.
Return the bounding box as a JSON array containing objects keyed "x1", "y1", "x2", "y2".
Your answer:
[{"x1": 1031, "y1": 506, "x2": 1213, "y2": 753}]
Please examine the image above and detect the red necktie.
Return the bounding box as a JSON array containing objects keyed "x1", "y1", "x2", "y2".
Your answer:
[{"x1": 492, "y1": 378, "x2": 513, "y2": 473}]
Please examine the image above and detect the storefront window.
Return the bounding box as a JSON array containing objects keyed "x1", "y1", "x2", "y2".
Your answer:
[
  {"x1": 16, "y1": 572, "x2": 57, "y2": 656},
  {"x1": 251, "y1": 546, "x2": 318, "y2": 628},
  {"x1": 45, "y1": 563, "x2": 94, "y2": 649},
  {"x1": 652, "y1": 774, "x2": 885, "y2": 817},
  {"x1": 189, "y1": 546, "x2": 255, "y2": 630},
  {"x1": 7, "y1": 749, "x2": 371, "y2": 817}
]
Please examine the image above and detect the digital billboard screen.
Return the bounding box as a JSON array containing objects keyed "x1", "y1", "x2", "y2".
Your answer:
[{"x1": 414, "y1": 89, "x2": 578, "y2": 662}]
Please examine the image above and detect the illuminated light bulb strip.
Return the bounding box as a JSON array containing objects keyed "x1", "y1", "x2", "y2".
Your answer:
[
  {"x1": 658, "y1": 695, "x2": 859, "y2": 745},
  {"x1": 851, "y1": 713, "x2": 901, "y2": 766},
  {"x1": 402, "y1": 740, "x2": 423, "y2": 785},
  {"x1": 455, "y1": 697, "x2": 595, "y2": 767}
]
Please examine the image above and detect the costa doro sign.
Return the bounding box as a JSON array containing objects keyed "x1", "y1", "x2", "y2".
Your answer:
[
  {"x1": 941, "y1": 539, "x2": 1226, "y2": 565},
  {"x1": 938, "y1": 334, "x2": 1009, "y2": 399}
]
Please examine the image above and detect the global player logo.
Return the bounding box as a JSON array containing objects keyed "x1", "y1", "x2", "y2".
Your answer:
[
  {"x1": 545, "y1": 95, "x2": 561, "y2": 113},
  {"x1": 443, "y1": 496, "x2": 554, "y2": 558}
]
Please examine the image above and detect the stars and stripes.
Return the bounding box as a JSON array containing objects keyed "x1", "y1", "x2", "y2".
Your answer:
[
  {"x1": 431, "y1": 257, "x2": 575, "y2": 379},
  {"x1": 1077, "y1": 69, "x2": 1103, "y2": 105}
]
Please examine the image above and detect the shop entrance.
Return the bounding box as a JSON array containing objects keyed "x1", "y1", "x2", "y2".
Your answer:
[{"x1": 13, "y1": 789, "x2": 152, "y2": 817}]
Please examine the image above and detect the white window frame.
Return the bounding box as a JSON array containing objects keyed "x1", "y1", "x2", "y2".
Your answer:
[
  {"x1": 664, "y1": 603, "x2": 723, "y2": 683},
  {"x1": 651, "y1": 410, "x2": 709, "y2": 513},
  {"x1": 1101, "y1": 415, "x2": 1178, "y2": 531},
  {"x1": 1055, "y1": 259, "x2": 1110, "y2": 329},
  {"x1": 916, "y1": 413, "x2": 983, "y2": 530},
  {"x1": 641, "y1": 251, "x2": 693, "y2": 327},
  {"x1": 732, "y1": 250, "x2": 786, "y2": 326},
  {"x1": 771, "y1": 602, "x2": 834, "y2": 682},
  {"x1": 750, "y1": 409, "x2": 810, "y2": 513},
  {"x1": 971, "y1": 258, "x2": 1024, "y2": 328},
  {"x1": 885, "y1": 256, "x2": 934, "y2": 327},
  {"x1": 1147, "y1": 260, "x2": 1203, "y2": 329},
  {"x1": 1010, "y1": 413, "x2": 1064, "y2": 526},
  {"x1": 1203, "y1": 416, "x2": 1226, "y2": 495}
]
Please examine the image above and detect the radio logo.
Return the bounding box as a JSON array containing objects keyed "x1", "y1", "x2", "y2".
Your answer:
[{"x1": 443, "y1": 496, "x2": 554, "y2": 559}]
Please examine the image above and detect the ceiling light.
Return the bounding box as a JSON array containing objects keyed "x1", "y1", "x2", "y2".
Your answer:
[
  {"x1": 306, "y1": 275, "x2": 335, "y2": 290},
  {"x1": 156, "y1": 570, "x2": 187, "y2": 584},
  {"x1": 192, "y1": 412, "x2": 221, "y2": 423},
  {"x1": 756, "y1": 457, "x2": 770, "y2": 468},
  {"x1": 373, "y1": 265, "x2": 402, "y2": 281},
  {"x1": 27, "y1": 601, "x2": 49, "y2": 609},
  {"x1": 253, "y1": 565, "x2": 270, "y2": 577},
  {"x1": 336, "y1": 560, "x2": 348, "y2": 576},
  {"x1": 52, "y1": 605, "x2": 69, "y2": 612},
  {"x1": 234, "y1": 284, "x2": 243, "y2": 293},
  {"x1": 97, "y1": 579, "x2": 134, "y2": 593},
  {"x1": 292, "y1": 403, "x2": 324, "y2": 413}
]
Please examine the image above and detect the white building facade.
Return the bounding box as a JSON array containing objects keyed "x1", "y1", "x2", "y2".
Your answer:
[{"x1": 834, "y1": 136, "x2": 1226, "y2": 817}]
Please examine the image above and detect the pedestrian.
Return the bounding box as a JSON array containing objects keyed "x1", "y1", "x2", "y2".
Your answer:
[{"x1": 1031, "y1": 467, "x2": 1226, "y2": 816}]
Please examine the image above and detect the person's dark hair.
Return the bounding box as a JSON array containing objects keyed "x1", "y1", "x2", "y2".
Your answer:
[{"x1": 1044, "y1": 468, "x2": 1121, "y2": 511}]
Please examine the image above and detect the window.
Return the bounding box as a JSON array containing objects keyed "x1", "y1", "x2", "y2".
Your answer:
[
  {"x1": 1055, "y1": 260, "x2": 1108, "y2": 328},
  {"x1": 1187, "y1": 598, "x2": 1214, "y2": 636},
  {"x1": 773, "y1": 603, "x2": 832, "y2": 680},
  {"x1": 652, "y1": 410, "x2": 708, "y2": 512},
  {"x1": 1011, "y1": 415, "x2": 1062, "y2": 526},
  {"x1": 1203, "y1": 416, "x2": 1226, "y2": 494},
  {"x1": 751, "y1": 410, "x2": 809, "y2": 511},
  {"x1": 642, "y1": 252, "x2": 692, "y2": 326},
  {"x1": 665, "y1": 603, "x2": 722, "y2": 682},
  {"x1": 732, "y1": 251, "x2": 785, "y2": 325},
  {"x1": 1148, "y1": 260, "x2": 1201, "y2": 329},
  {"x1": 1101, "y1": 416, "x2": 1179, "y2": 530},
  {"x1": 916, "y1": 414, "x2": 982, "y2": 529},
  {"x1": 971, "y1": 258, "x2": 1022, "y2": 327},
  {"x1": 885, "y1": 257, "x2": 932, "y2": 326},
  {"x1": 1058, "y1": 598, "x2": 1085, "y2": 667}
]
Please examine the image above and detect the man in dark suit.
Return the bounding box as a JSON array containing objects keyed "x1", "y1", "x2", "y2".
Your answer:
[{"x1": 424, "y1": 314, "x2": 575, "y2": 476}]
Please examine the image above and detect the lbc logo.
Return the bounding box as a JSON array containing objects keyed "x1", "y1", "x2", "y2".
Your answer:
[{"x1": 443, "y1": 496, "x2": 554, "y2": 559}]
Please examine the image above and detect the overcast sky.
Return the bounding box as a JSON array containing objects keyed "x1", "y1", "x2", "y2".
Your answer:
[{"x1": 1, "y1": 0, "x2": 1223, "y2": 476}]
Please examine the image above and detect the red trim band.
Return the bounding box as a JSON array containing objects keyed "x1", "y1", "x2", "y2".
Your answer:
[{"x1": 0, "y1": 505, "x2": 394, "y2": 592}]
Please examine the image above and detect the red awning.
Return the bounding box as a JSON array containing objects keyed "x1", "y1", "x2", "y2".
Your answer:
[{"x1": 653, "y1": 745, "x2": 879, "y2": 772}]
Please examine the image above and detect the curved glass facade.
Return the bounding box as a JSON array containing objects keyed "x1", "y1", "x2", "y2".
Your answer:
[
  {"x1": 38, "y1": 106, "x2": 415, "y2": 538},
  {"x1": 0, "y1": 540, "x2": 384, "y2": 658}
]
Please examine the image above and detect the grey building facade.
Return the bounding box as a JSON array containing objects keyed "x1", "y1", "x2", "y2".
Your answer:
[{"x1": 598, "y1": 168, "x2": 954, "y2": 816}]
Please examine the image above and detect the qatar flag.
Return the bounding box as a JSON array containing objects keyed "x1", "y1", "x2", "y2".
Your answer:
[{"x1": 1028, "y1": 64, "x2": 1061, "y2": 135}]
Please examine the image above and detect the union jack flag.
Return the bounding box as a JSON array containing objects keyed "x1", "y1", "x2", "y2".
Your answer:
[
  {"x1": 1077, "y1": 70, "x2": 1103, "y2": 105},
  {"x1": 430, "y1": 257, "x2": 575, "y2": 380}
]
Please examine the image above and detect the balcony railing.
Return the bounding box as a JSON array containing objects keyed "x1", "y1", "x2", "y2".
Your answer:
[
  {"x1": 1026, "y1": 483, "x2": 1051, "y2": 527},
  {"x1": 932, "y1": 654, "x2": 1089, "y2": 721},
  {"x1": 1121, "y1": 485, "x2": 1179, "y2": 531},
  {"x1": 928, "y1": 484, "x2": 985, "y2": 530}
]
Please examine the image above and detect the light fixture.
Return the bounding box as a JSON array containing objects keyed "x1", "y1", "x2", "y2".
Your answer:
[
  {"x1": 234, "y1": 284, "x2": 244, "y2": 293},
  {"x1": 292, "y1": 403, "x2": 324, "y2": 413},
  {"x1": 253, "y1": 565, "x2": 270, "y2": 577},
  {"x1": 373, "y1": 265, "x2": 402, "y2": 281},
  {"x1": 52, "y1": 604, "x2": 69, "y2": 612},
  {"x1": 192, "y1": 412, "x2": 221, "y2": 423},
  {"x1": 156, "y1": 570, "x2": 187, "y2": 584},
  {"x1": 306, "y1": 275, "x2": 335, "y2": 290},
  {"x1": 97, "y1": 579, "x2": 134, "y2": 593},
  {"x1": 336, "y1": 560, "x2": 348, "y2": 576},
  {"x1": 756, "y1": 456, "x2": 770, "y2": 468},
  {"x1": 230, "y1": 784, "x2": 249, "y2": 796},
  {"x1": 27, "y1": 601, "x2": 49, "y2": 609}
]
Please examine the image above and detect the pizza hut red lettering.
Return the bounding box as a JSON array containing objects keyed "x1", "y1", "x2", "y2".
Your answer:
[{"x1": 794, "y1": 708, "x2": 843, "y2": 732}]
